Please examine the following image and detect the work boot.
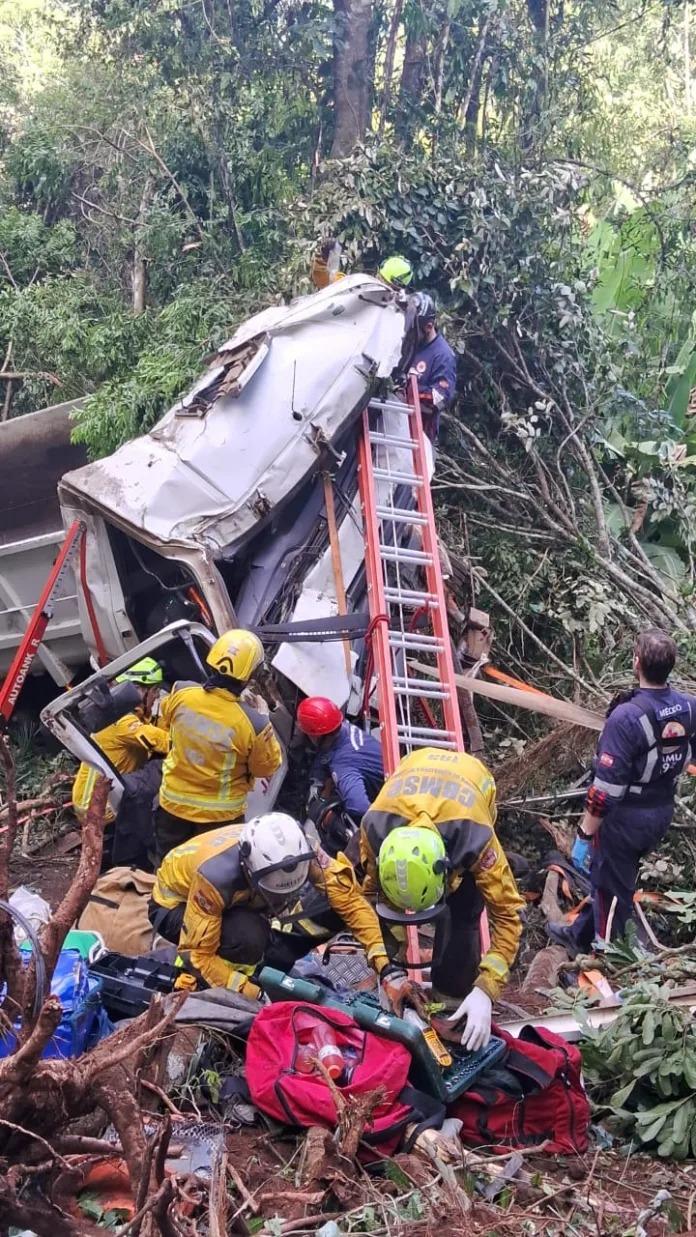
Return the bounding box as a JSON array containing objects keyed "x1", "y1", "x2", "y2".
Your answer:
[{"x1": 545, "y1": 921, "x2": 582, "y2": 959}]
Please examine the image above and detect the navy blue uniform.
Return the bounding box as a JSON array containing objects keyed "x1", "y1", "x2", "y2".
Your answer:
[
  {"x1": 572, "y1": 685, "x2": 696, "y2": 948},
  {"x1": 410, "y1": 333, "x2": 457, "y2": 441},
  {"x1": 310, "y1": 722, "x2": 385, "y2": 822}
]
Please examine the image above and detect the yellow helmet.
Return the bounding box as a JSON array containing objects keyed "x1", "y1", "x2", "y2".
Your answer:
[{"x1": 206, "y1": 629, "x2": 264, "y2": 682}]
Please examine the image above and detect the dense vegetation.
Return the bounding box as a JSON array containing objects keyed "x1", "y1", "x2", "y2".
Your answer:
[{"x1": 1, "y1": 0, "x2": 696, "y2": 691}]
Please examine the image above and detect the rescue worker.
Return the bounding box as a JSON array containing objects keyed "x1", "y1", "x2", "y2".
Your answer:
[
  {"x1": 154, "y1": 629, "x2": 282, "y2": 861},
  {"x1": 409, "y1": 292, "x2": 457, "y2": 442},
  {"x1": 297, "y1": 697, "x2": 385, "y2": 830},
  {"x1": 148, "y1": 812, "x2": 398, "y2": 999},
  {"x1": 360, "y1": 747, "x2": 525, "y2": 1050},
  {"x1": 548, "y1": 629, "x2": 696, "y2": 956},
  {"x1": 378, "y1": 255, "x2": 414, "y2": 289},
  {"x1": 72, "y1": 657, "x2": 168, "y2": 823}
]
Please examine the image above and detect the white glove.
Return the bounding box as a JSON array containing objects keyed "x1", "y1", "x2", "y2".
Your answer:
[{"x1": 445, "y1": 988, "x2": 492, "y2": 1052}]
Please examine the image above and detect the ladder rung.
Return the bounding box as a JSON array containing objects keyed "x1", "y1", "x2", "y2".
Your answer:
[
  {"x1": 400, "y1": 737, "x2": 458, "y2": 750},
  {"x1": 397, "y1": 724, "x2": 457, "y2": 740},
  {"x1": 395, "y1": 682, "x2": 449, "y2": 702},
  {"x1": 376, "y1": 506, "x2": 428, "y2": 526},
  {"x1": 370, "y1": 432, "x2": 416, "y2": 450},
  {"x1": 394, "y1": 675, "x2": 448, "y2": 692},
  {"x1": 373, "y1": 468, "x2": 424, "y2": 486},
  {"x1": 369, "y1": 399, "x2": 413, "y2": 416},
  {"x1": 389, "y1": 632, "x2": 444, "y2": 651},
  {"x1": 384, "y1": 587, "x2": 438, "y2": 607},
  {"x1": 380, "y1": 546, "x2": 433, "y2": 565}
]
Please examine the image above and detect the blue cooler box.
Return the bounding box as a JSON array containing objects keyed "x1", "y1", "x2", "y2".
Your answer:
[{"x1": 0, "y1": 948, "x2": 107, "y2": 1059}]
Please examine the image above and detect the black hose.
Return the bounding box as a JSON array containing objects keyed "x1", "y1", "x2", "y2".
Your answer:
[{"x1": 0, "y1": 898, "x2": 47, "y2": 1020}]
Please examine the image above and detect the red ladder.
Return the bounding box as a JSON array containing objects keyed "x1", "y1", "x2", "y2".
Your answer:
[
  {"x1": 0, "y1": 520, "x2": 84, "y2": 723},
  {"x1": 357, "y1": 375, "x2": 464, "y2": 773},
  {"x1": 358, "y1": 378, "x2": 490, "y2": 967}
]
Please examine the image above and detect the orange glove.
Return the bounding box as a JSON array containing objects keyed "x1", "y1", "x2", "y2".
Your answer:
[{"x1": 380, "y1": 966, "x2": 429, "y2": 1019}]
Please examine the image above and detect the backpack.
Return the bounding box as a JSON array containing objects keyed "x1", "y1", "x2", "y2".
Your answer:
[
  {"x1": 451, "y1": 1024, "x2": 590, "y2": 1156},
  {"x1": 77, "y1": 867, "x2": 160, "y2": 956},
  {"x1": 246, "y1": 1001, "x2": 444, "y2": 1156}
]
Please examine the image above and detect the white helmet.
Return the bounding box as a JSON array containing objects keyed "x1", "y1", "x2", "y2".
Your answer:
[{"x1": 240, "y1": 813, "x2": 314, "y2": 905}]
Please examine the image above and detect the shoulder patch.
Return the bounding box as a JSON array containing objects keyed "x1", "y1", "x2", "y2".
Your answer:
[
  {"x1": 599, "y1": 752, "x2": 615, "y2": 768},
  {"x1": 478, "y1": 845, "x2": 498, "y2": 871},
  {"x1": 193, "y1": 891, "x2": 217, "y2": 915}
]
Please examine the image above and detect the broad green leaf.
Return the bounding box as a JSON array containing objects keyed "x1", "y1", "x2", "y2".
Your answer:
[
  {"x1": 604, "y1": 502, "x2": 631, "y2": 536},
  {"x1": 642, "y1": 543, "x2": 687, "y2": 587},
  {"x1": 610, "y1": 1080, "x2": 636, "y2": 1108}
]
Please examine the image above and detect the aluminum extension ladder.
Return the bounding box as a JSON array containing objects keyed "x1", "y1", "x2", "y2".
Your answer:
[
  {"x1": 358, "y1": 377, "x2": 491, "y2": 967},
  {"x1": 357, "y1": 375, "x2": 464, "y2": 775}
]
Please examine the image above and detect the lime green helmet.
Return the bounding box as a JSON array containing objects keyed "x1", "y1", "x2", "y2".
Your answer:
[
  {"x1": 378, "y1": 826, "x2": 447, "y2": 914},
  {"x1": 115, "y1": 656, "x2": 163, "y2": 687},
  {"x1": 379, "y1": 255, "x2": 413, "y2": 288}
]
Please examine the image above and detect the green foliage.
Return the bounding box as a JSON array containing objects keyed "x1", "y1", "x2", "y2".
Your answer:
[
  {"x1": 3, "y1": 120, "x2": 78, "y2": 219},
  {"x1": 0, "y1": 208, "x2": 77, "y2": 285},
  {"x1": 77, "y1": 1192, "x2": 130, "y2": 1229},
  {"x1": 71, "y1": 278, "x2": 262, "y2": 457},
  {"x1": 0, "y1": 275, "x2": 143, "y2": 409},
  {"x1": 583, "y1": 984, "x2": 696, "y2": 1159}
]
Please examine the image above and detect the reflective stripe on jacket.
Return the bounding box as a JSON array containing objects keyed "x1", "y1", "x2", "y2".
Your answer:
[
  {"x1": 158, "y1": 681, "x2": 282, "y2": 824},
  {"x1": 587, "y1": 685, "x2": 696, "y2": 816},
  {"x1": 72, "y1": 711, "x2": 169, "y2": 820},
  {"x1": 360, "y1": 747, "x2": 523, "y2": 1001},
  {"x1": 152, "y1": 824, "x2": 388, "y2": 989}
]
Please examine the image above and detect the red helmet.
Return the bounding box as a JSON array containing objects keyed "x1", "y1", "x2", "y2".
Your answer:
[{"x1": 297, "y1": 696, "x2": 343, "y2": 738}]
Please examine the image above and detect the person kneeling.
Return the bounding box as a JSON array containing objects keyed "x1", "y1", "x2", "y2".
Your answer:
[
  {"x1": 148, "y1": 812, "x2": 392, "y2": 997},
  {"x1": 361, "y1": 747, "x2": 526, "y2": 1049}
]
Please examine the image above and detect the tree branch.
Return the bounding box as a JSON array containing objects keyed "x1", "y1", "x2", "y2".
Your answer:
[{"x1": 37, "y1": 775, "x2": 108, "y2": 991}]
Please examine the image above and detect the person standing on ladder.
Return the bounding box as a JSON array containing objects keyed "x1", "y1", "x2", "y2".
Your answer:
[
  {"x1": 409, "y1": 292, "x2": 457, "y2": 443},
  {"x1": 548, "y1": 629, "x2": 696, "y2": 956},
  {"x1": 360, "y1": 747, "x2": 525, "y2": 1050},
  {"x1": 155, "y1": 630, "x2": 282, "y2": 861}
]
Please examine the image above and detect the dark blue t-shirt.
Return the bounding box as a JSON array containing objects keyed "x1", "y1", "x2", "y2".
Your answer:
[
  {"x1": 310, "y1": 722, "x2": 385, "y2": 819},
  {"x1": 410, "y1": 333, "x2": 457, "y2": 440}
]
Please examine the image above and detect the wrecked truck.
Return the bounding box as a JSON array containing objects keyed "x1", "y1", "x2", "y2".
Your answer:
[
  {"x1": 35, "y1": 273, "x2": 427, "y2": 819},
  {"x1": 56, "y1": 273, "x2": 413, "y2": 710},
  {"x1": 2, "y1": 275, "x2": 417, "y2": 708}
]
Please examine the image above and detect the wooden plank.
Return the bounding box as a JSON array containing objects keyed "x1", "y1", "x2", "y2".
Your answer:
[{"x1": 410, "y1": 659, "x2": 605, "y2": 731}]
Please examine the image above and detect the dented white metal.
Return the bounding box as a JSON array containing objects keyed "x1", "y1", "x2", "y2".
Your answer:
[{"x1": 58, "y1": 275, "x2": 405, "y2": 553}]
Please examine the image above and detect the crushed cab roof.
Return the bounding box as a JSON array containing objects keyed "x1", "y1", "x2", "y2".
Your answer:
[{"x1": 59, "y1": 275, "x2": 406, "y2": 553}]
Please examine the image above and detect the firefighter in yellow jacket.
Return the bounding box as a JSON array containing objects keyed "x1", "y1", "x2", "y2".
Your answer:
[
  {"x1": 149, "y1": 812, "x2": 392, "y2": 996},
  {"x1": 72, "y1": 658, "x2": 169, "y2": 823},
  {"x1": 360, "y1": 747, "x2": 525, "y2": 1051},
  {"x1": 155, "y1": 629, "x2": 282, "y2": 861}
]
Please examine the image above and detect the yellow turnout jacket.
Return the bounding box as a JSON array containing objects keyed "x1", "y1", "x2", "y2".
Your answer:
[
  {"x1": 158, "y1": 681, "x2": 282, "y2": 824},
  {"x1": 360, "y1": 747, "x2": 524, "y2": 1001},
  {"x1": 72, "y1": 712, "x2": 169, "y2": 821},
  {"x1": 152, "y1": 824, "x2": 389, "y2": 990}
]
